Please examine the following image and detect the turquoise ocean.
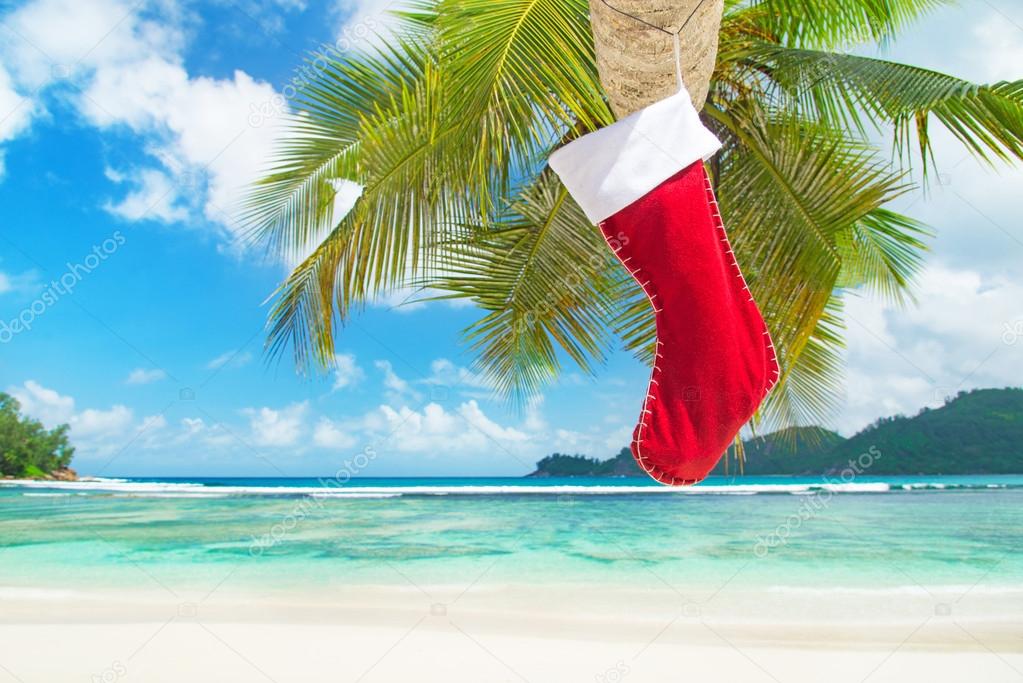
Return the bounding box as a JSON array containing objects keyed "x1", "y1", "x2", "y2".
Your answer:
[{"x1": 1, "y1": 475, "x2": 1021, "y2": 596}]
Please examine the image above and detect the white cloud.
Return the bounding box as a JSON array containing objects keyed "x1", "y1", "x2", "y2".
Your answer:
[
  {"x1": 90, "y1": 66, "x2": 281, "y2": 232},
  {"x1": 0, "y1": 67, "x2": 33, "y2": 137},
  {"x1": 0, "y1": 65, "x2": 34, "y2": 178},
  {"x1": 423, "y1": 358, "x2": 488, "y2": 389},
  {"x1": 81, "y1": 60, "x2": 281, "y2": 240},
  {"x1": 180, "y1": 417, "x2": 205, "y2": 437},
  {"x1": 6, "y1": 380, "x2": 140, "y2": 448},
  {"x1": 331, "y1": 0, "x2": 400, "y2": 51},
  {"x1": 141, "y1": 414, "x2": 168, "y2": 432},
  {"x1": 374, "y1": 359, "x2": 420, "y2": 402},
  {"x1": 837, "y1": 262, "x2": 1023, "y2": 434},
  {"x1": 1, "y1": 0, "x2": 185, "y2": 87},
  {"x1": 8, "y1": 380, "x2": 75, "y2": 425},
  {"x1": 172, "y1": 416, "x2": 236, "y2": 448},
  {"x1": 0, "y1": 269, "x2": 37, "y2": 295},
  {"x1": 72, "y1": 404, "x2": 134, "y2": 438},
  {"x1": 332, "y1": 352, "x2": 364, "y2": 390},
  {"x1": 459, "y1": 399, "x2": 530, "y2": 444},
  {"x1": 550, "y1": 426, "x2": 632, "y2": 457},
  {"x1": 0, "y1": 0, "x2": 282, "y2": 242},
  {"x1": 313, "y1": 417, "x2": 358, "y2": 449},
  {"x1": 3, "y1": 377, "x2": 629, "y2": 473},
  {"x1": 243, "y1": 401, "x2": 307, "y2": 447},
  {"x1": 368, "y1": 287, "x2": 431, "y2": 313},
  {"x1": 969, "y1": 14, "x2": 1023, "y2": 82},
  {"x1": 227, "y1": 0, "x2": 308, "y2": 36},
  {"x1": 125, "y1": 367, "x2": 167, "y2": 385},
  {"x1": 364, "y1": 399, "x2": 528, "y2": 456},
  {"x1": 103, "y1": 167, "x2": 189, "y2": 223},
  {"x1": 365, "y1": 285, "x2": 476, "y2": 315},
  {"x1": 523, "y1": 396, "x2": 547, "y2": 432},
  {"x1": 602, "y1": 424, "x2": 633, "y2": 452},
  {"x1": 206, "y1": 349, "x2": 254, "y2": 370}
]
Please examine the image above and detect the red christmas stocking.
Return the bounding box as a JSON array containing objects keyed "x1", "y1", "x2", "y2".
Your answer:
[{"x1": 549, "y1": 87, "x2": 779, "y2": 486}]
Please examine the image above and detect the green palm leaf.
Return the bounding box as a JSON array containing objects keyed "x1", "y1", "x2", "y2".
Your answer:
[
  {"x1": 263, "y1": 45, "x2": 476, "y2": 370},
  {"x1": 431, "y1": 172, "x2": 637, "y2": 403},
  {"x1": 746, "y1": 46, "x2": 1023, "y2": 168},
  {"x1": 836, "y1": 208, "x2": 931, "y2": 304},
  {"x1": 764, "y1": 294, "x2": 847, "y2": 429},
  {"x1": 434, "y1": 0, "x2": 613, "y2": 203},
  {"x1": 737, "y1": 0, "x2": 948, "y2": 50},
  {"x1": 243, "y1": 39, "x2": 432, "y2": 260}
]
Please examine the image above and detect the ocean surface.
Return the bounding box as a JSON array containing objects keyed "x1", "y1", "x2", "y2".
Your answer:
[{"x1": 1, "y1": 475, "x2": 1021, "y2": 596}]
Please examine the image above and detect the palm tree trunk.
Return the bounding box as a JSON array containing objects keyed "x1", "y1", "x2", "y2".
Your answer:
[{"x1": 588, "y1": 0, "x2": 724, "y2": 118}]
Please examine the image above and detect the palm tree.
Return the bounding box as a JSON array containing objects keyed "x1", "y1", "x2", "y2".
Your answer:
[
  {"x1": 587, "y1": 0, "x2": 724, "y2": 117},
  {"x1": 245, "y1": 0, "x2": 1023, "y2": 434}
]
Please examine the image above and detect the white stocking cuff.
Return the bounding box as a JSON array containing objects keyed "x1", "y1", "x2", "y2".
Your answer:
[{"x1": 548, "y1": 87, "x2": 721, "y2": 224}]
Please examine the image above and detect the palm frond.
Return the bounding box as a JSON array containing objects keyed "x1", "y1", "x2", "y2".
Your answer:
[
  {"x1": 242, "y1": 38, "x2": 432, "y2": 260},
  {"x1": 836, "y1": 208, "x2": 931, "y2": 304},
  {"x1": 430, "y1": 172, "x2": 638, "y2": 403},
  {"x1": 735, "y1": 0, "x2": 948, "y2": 50},
  {"x1": 262, "y1": 49, "x2": 479, "y2": 371},
  {"x1": 762, "y1": 294, "x2": 847, "y2": 428},
  {"x1": 434, "y1": 0, "x2": 613, "y2": 204},
  {"x1": 746, "y1": 46, "x2": 1023, "y2": 170}
]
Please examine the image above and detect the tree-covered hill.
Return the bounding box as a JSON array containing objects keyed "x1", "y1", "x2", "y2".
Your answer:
[
  {"x1": 708, "y1": 427, "x2": 845, "y2": 476},
  {"x1": 0, "y1": 392, "x2": 76, "y2": 479},
  {"x1": 528, "y1": 388, "x2": 1023, "y2": 477},
  {"x1": 828, "y1": 388, "x2": 1023, "y2": 474},
  {"x1": 528, "y1": 448, "x2": 643, "y2": 477}
]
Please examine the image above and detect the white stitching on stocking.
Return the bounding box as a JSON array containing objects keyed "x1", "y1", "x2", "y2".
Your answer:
[
  {"x1": 703, "y1": 172, "x2": 782, "y2": 389},
  {"x1": 598, "y1": 226, "x2": 690, "y2": 487}
]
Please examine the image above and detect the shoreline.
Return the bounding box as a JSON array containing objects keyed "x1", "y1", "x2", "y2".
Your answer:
[
  {"x1": 4, "y1": 474, "x2": 1023, "y2": 498},
  {"x1": 3, "y1": 582, "x2": 1021, "y2": 635}
]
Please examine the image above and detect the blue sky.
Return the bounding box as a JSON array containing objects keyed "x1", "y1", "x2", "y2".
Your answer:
[{"x1": 1, "y1": 0, "x2": 1021, "y2": 476}]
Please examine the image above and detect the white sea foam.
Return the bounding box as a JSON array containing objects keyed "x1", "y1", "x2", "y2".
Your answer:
[
  {"x1": 116, "y1": 492, "x2": 231, "y2": 499},
  {"x1": 309, "y1": 492, "x2": 403, "y2": 499},
  {"x1": 0, "y1": 478, "x2": 1002, "y2": 497}
]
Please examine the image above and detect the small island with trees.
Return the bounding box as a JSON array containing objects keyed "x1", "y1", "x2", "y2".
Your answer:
[
  {"x1": 528, "y1": 388, "x2": 1023, "y2": 477},
  {"x1": 0, "y1": 392, "x2": 76, "y2": 480}
]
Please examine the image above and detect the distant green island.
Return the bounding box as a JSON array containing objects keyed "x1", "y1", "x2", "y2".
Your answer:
[
  {"x1": 0, "y1": 392, "x2": 76, "y2": 480},
  {"x1": 528, "y1": 388, "x2": 1023, "y2": 477}
]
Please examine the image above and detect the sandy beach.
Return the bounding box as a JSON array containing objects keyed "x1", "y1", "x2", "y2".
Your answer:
[{"x1": 2, "y1": 583, "x2": 1021, "y2": 682}]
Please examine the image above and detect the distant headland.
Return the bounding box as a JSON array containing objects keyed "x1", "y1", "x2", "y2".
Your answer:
[
  {"x1": 527, "y1": 388, "x2": 1023, "y2": 477},
  {"x1": 0, "y1": 392, "x2": 77, "y2": 481}
]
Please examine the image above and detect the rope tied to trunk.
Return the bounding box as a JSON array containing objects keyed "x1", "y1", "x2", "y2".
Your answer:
[{"x1": 597, "y1": 0, "x2": 710, "y2": 91}]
